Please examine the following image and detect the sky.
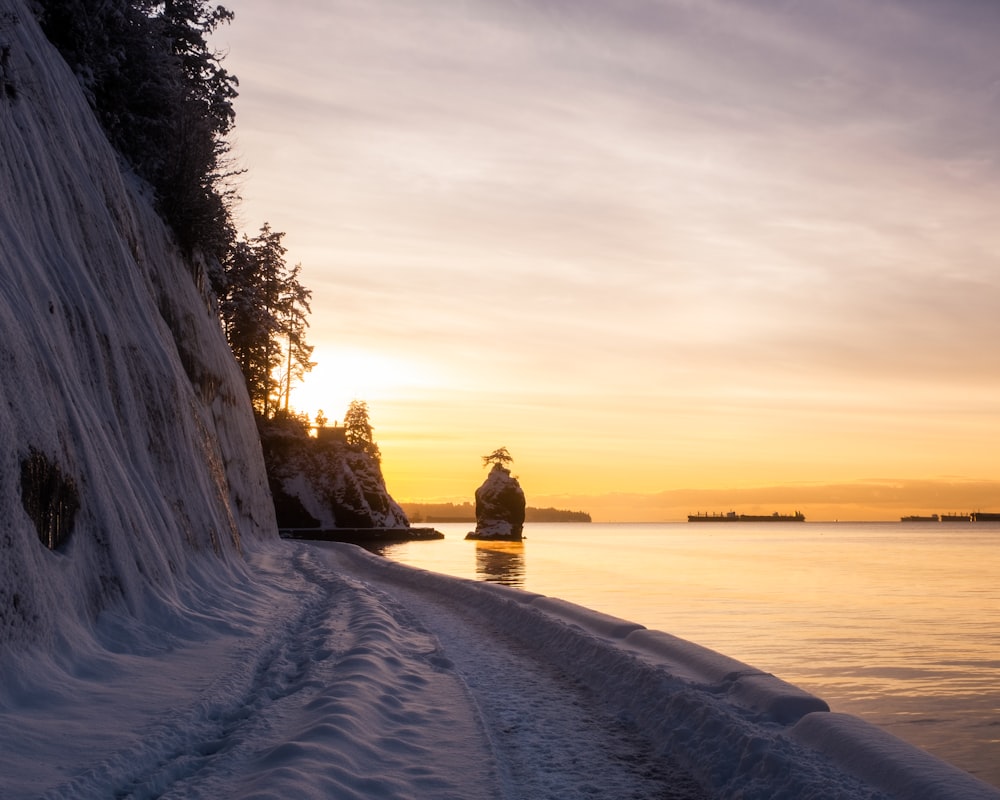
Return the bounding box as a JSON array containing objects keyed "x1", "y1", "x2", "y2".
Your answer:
[{"x1": 218, "y1": 0, "x2": 1000, "y2": 521}]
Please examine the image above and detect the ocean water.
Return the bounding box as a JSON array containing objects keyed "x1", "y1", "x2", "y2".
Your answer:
[{"x1": 375, "y1": 521, "x2": 1000, "y2": 788}]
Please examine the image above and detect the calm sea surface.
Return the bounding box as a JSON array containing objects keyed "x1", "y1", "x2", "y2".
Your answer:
[{"x1": 374, "y1": 521, "x2": 1000, "y2": 787}]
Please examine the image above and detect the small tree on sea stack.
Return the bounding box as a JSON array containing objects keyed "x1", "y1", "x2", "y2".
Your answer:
[
  {"x1": 482, "y1": 447, "x2": 513, "y2": 469},
  {"x1": 469, "y1": 446, "x2": 524, "y2": 540}
]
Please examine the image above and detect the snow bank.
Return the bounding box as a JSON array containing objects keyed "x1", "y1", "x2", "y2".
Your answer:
[
  {"x1": 0, "y1": 0, "x2": 274, "y2": 651},
  {"x1": 328, "y1": 544, "x2": 1000, "y2": 800},
  {"x1": 791, "y1": 713, "x2": 1000, "y2": 800}
]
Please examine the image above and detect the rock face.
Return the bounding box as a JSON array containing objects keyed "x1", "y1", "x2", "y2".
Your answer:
[
  {"x1": 0, "y1": 0, "x2": 274, "y2": 648},
  {"x1": 260, "y1": 422, "x2": 409, "y2": 530},
  {"x1": 468, "y1": 464, "x2": 526, "y2": 540}
]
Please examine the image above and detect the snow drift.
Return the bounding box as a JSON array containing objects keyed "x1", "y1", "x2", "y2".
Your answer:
[{"x1": 0, "y1": 0, "x2": 274, "y2": 651}]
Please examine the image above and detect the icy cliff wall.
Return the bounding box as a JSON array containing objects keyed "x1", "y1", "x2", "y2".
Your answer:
[{"x1": 0, "y1": 0, "x2": 276, "y2": 646}]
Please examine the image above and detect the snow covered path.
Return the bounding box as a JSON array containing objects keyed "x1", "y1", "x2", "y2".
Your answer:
[
  {"x1": 5, "y1": 540, "x2": 999, "y2": 799},
  {"x1": 323, "y1": 549, "x2": 708, "y2": 800},
  {"x1": 1, "y1": 543, "x2": 700, "y2": 799},
  {"x1": 155, "y1": 547, "x2": 501, "y2": 800},
  {"x1": 2, "y1": 546, "x2": 497, "y2": 799}
]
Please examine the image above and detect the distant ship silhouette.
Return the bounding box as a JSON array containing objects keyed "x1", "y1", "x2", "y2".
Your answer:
[{"x1": 687, "y1": 511, "x2": 805, "y2": 522}]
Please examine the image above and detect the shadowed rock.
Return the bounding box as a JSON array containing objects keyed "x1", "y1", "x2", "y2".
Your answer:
[{"x1": 467, "y1": 464, "x2": 525, "y2": 541}]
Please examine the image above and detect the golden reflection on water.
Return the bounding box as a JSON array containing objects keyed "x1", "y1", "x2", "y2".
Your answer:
[{"x1": 474, "y1": 540, "x2": 526, "y2": 586}]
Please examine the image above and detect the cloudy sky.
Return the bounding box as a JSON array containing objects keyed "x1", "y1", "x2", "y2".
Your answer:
[{"x1": 220, "y1": 0, "x2": 1000, "y2": 520}]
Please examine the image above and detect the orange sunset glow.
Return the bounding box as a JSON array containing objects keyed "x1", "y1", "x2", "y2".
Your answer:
[{"x1": 220, "y1": 1, "x2": 1000, "y2": 521}]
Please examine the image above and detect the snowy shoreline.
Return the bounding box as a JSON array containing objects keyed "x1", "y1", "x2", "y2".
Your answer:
[
  {"x1": 325, "y1": 542, "x2": 1000, "y2": 800},
  {"x1": 3, "y1": 540, "x2": 998, "y2": 799}
]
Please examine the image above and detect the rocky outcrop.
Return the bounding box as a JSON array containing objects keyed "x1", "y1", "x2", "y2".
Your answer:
[
  {"x1": 260, "y1": 420, "x2": 409, "y2": 530},
  {"x1": 467, "y1": 464, "x2": 526, "y2": 540}
]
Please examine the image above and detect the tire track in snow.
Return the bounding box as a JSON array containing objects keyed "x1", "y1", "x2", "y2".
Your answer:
[
  {"x1": 41, "y1": 546, "x2": 498, "y2": 799},
  {"x1": 206, "y1": 547, "x2": 499, "y2": 800},
  {"x1": 337, "y1": 553, "x2": 710, "y2": 800},
  {"x1": 40, "y1": 548, "x2": 330, "y2": 799},
  {"x1": 321, "y1": 543, "x2": 898, "y2": 800}
]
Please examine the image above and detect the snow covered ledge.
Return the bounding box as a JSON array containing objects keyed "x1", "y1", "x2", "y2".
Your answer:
[
  {"x1": 791, "y1": 712, "x2": 1000, "y2": 800},
  {"x1": 326, "y1": 543, "x2": 1000, "y2": 800},
  {"x1": 532, "y1": 598, "x2": 999, "y2": 799},
  {"x1": 623, "y1": 628, "x2": 830, "y2": 724}
]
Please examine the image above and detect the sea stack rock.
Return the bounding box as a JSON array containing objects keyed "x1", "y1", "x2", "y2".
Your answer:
[{"x1": 467, "y1": 463, "x2": 526, "y2": 540}]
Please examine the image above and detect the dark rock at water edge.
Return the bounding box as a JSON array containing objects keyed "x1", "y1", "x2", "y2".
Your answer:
[
  {"x1": 259, "y1": 417, "x2": 411, "y2": 533},
  {"x1": 466, "y1": 463, "x2": 526, "y2": 541},
  {"x1": 280, "y1": 527, "x2": 443, "y2": 544}
]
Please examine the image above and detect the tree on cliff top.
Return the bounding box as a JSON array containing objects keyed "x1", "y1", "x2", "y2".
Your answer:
[
  {"x1": 344, "y1": 400, "x2": 381, "y2": 464},
  {"x1": 33, "y1": 0, "x2": 318, "y2": 421},
  {"x1": 220, "y1": 223, "x2": 314, "y2": 417},
  {"x1": 482, "y1": 447, "x2": 513, "y2": 469},
  {"x1": 33, "y1": 0, "x2": 240, "y2": 268}
]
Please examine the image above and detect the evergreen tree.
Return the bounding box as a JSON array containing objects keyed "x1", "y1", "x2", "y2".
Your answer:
[
  {"x1": 32, "y1": 0, "x2": 240, "y2": 267},
  {"x1": 219, "y1": 224, "x2": 313, "y2": 416},
  {"x1": 220, "y1": 234, "x2": 269, "y2": 410},
  {"x1": 148, "y1": 0, "x2": 240, "y2": 266},
  {"x1": 33, "y1": 1, "x2": 315, "y2": 416},
  {"x1": 343, "y1": 400, "x2": 381, "y2": 463},
  {"x1": 482, "y1": 447, "x2": 513, "y2": 469},
  {"x1": 277, "y1": 261, "x2": 314, "y2": 413}
]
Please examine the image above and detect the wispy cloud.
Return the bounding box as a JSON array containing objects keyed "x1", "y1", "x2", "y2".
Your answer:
[{"x1": 222, "y1": 0, "x2": 1000, "y2": 501}]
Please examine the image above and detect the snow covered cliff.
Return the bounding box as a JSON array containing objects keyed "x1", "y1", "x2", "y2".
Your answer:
[
  {"x1": 259, "y1": 420, "x2": 409, "y2": 529},
  {"x1": 0, "y1": 0, "x2": 275, "y2": 649}
]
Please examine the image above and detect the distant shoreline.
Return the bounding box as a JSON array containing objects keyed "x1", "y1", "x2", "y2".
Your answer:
[{"x1": 402, "y1": 502, "x2": 591, "y2": 524}]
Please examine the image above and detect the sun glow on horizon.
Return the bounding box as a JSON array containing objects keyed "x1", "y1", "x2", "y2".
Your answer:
[
  {"x1": 224, "y1": 0, "x2": 1000, "y2": 522},
  {"x1": 290, "y1": 346, "x2": 447, "y2": 425}
]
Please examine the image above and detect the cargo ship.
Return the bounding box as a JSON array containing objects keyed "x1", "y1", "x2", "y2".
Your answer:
[
  {"x1": 687, "y1": 511, "x2": 805, "y2": 522},
  {"x1": 933, "y1": 512, "x2": 1000, "y2": 522},
  {"x1": 901, "y1": 514, "x2": 939, "y2": 522}
]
